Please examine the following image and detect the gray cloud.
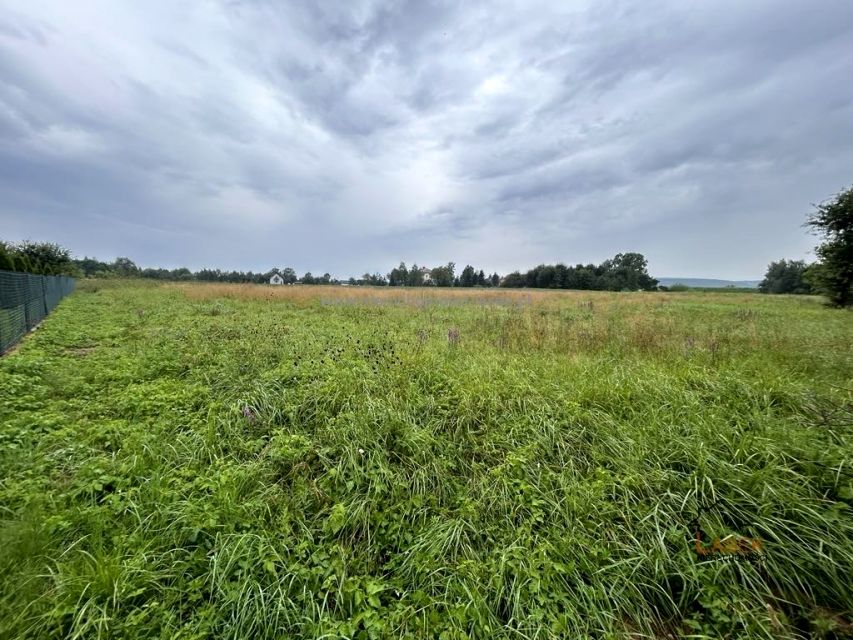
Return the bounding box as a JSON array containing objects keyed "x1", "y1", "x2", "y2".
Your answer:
[{"x1": 0, "y1": 0, "x2": 851, "y2": 279}]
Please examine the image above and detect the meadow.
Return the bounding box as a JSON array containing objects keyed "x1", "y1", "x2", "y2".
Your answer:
[{"x1": 0, "y1": 281, "x2": 851, "y2": 639}]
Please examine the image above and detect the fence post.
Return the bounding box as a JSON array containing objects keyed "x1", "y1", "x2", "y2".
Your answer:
[
  {"x1": 23, "y1": 273, "x2": 32, "y2": 331},
  {"x1": 41, "y1": 275, "x2": 49, "y2": 316}
]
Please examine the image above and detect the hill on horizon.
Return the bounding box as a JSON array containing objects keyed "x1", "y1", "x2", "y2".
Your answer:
[{"x1": 657, "y1": 277, "x2": 760, "y2": 289}]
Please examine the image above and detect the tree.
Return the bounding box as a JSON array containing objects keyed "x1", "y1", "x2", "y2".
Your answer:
[
  {"x1": 535, "y1": 264, "x2": 557, "y2": 288},
  {"x1": 281, "y1": 268, "x2": 298, "y2": 284},
  {"x1": 758, "y1": 260, "x2": 812, "y2": 294},
  {"x1": 408, "y1": 263, "x2": 424, "y2": 286},
  {"x1": 577, "y1": 264, "x2": 599, "y2": 290},
  {"x1": 806, "y1": 186, "x2": 853, "y2": 307},
  {"x1": 112, "y1": 257, "x2": 139, "y2": 277},
  {"x1": 75, "y1": 256, "x2": 113, "y2": 277},
  {"x1": 0, "y1": 241, "x2": 17, "y2": 271},
  {"x1": 140, "y1": 267, "x2": 171, "y2": 280},
  {"x1": 500, "y1": 271, "x2": 524, "y2": 287},
  {"x1": 301, "y1": 272, "x2": 315, "y2": 284},
  {"x1": 10, "y1": 241, "x2": 73, "y2": 275},
  {"x1": 431, "y1": 262, "x2": 455, "y2": 287},
  {"x1": 460, "y1": 265, "x2": 476, "y2": 287},
  {"x1": 169, "y1": 267, "x2": 193, "y2": 280},
  {"x1": 600, "y1": 252, "x2": 658, "y2": 291},
  {"x1": 362, "y1": 272, "x2": 387, "y2": 286},
  {"x1": 490, "y1": 272, "x2": 501, "y2": 287},
  {"x1": 197, "y1": 268, "x2": 221, "y2": 281},
  {"x1": 553, "y1": 264, "x2": 567, "y2": 288},
  {"x1": 389, "y1": 262, "x2": 409, "y2": 286}
]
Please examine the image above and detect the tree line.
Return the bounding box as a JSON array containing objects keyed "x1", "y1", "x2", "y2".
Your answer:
[
  {"x1": 0, "y1": 240, "x2": 73, "y2": 276},
  {"x1": 0, "y1": 243, "x2": 659, "y2": 292},
  {"x1": 386, "y1": 262, "x2": 501, "y2": 288},
  {"x1": 500, "y1": 253, "x2": 658, "y2": 291},
  {"x1": 345, "y1": 253, "x2": 658, "y2": 290},
  {"x1": 3, "y1": 184, "x2": 849, "y2": 304}
]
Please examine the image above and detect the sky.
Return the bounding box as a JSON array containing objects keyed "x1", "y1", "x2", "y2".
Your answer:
[{"x1": 1, "y1": 1, "x2": 852, "y2": 279}]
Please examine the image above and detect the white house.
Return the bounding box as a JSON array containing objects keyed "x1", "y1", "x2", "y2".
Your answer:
[
  {"x1": 269, "y1": 272, "x2": 284, "y2": 285},
  {"x1": 420, "y1": 266, "x2": 433, "y2": 284}
]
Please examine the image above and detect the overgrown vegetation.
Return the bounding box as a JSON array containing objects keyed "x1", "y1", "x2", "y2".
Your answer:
[{"x1": 1, "y1": 282, "x2": 851, "y2": 639}]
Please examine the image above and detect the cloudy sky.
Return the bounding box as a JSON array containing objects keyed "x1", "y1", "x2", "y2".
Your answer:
[{"x1": 1, "y1": 0, "x2": 851, "y2": 279}]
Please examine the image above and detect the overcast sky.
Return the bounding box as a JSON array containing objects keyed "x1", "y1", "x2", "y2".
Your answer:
[{"x1": 1, "y1": 1, "x2": 852, "y2": 279}]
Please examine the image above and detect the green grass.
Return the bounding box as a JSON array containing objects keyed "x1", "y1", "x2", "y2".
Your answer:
[{"x1": 1, "y1": 282, "x2": 851, "y2": 639}]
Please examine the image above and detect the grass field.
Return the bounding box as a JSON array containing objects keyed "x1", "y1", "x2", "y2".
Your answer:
[{"x1": 1, "y1": 281, "x2": 851, "y2": 639}]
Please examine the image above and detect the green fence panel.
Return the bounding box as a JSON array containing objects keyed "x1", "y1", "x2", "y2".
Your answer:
[{"x1": 0, "y1": 270, "x2": 75, "y2": 353}]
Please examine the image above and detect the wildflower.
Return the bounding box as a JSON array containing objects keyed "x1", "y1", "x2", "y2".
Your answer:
[{"x1": 358, "y1": 448, "x2": 365, "y2": 455}]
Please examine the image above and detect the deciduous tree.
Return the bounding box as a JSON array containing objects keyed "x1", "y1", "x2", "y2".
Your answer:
[
  {"x1": 806, "y1": 186, "x2": 853, "y2": 307},
  {"x1": 758, "y1": 260, "x2": 812, "y2": 294}
]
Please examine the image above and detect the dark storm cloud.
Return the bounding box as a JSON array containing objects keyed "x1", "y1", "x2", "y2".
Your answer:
[{"x1": 1, "y1": 0, "x2": 852, "y2": 278}]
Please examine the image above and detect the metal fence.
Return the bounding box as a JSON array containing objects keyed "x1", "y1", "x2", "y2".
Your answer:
[{"x1": 0, "y1": 270, "x2": 75, "y2": 354}]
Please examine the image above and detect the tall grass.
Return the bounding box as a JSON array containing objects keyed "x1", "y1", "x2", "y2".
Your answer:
[{"x1": 0, "y1": 282, "x2": 850, "y2": 638}]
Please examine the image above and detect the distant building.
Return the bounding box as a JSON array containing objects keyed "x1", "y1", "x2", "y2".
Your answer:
[
  {"x1": 420, "y1": 266, "x2": 433, "y2": 284},
  {"x1": 269, "y1": 271, "x2": 284, "y2": 285}
]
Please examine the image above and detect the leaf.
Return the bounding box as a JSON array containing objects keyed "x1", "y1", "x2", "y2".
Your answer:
[{"x1": 328, "y1": 503, "x2": 347, "y2": 534}]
